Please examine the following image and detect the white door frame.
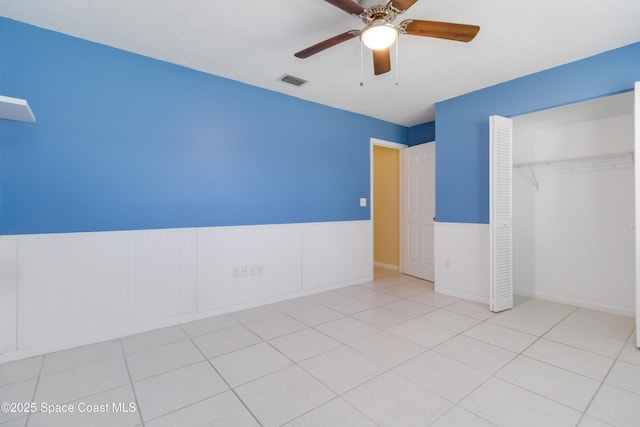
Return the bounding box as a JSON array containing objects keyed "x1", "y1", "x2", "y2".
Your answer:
[
  {"x1": 370, "y1": 138, "x2": 407, "y2": 272},
  {"x1": 634, "y1": 82, "x2": 639, "y2": 348}
]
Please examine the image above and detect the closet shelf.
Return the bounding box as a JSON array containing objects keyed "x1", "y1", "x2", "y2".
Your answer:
[
  {"x1": 513, "y1": 151, "x2": 634, "y2": 191},
  {"x1": 513, "y1": 151, "x2": 634, "y2": 169}
]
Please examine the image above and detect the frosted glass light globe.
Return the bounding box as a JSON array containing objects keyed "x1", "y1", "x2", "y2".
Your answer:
[{"x1": 361, "y1": 21, "x2": 398, "y2": 50}]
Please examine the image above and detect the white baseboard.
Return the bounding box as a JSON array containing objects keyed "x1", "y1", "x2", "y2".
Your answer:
[
  {"x1": 374, "y1": 262, "x2": 399, "y2": 271},
  {"x1": 435, "y1": 286, "x2": 489, "y2": 305},
  {"x1": 515, "y1": 289, "x2": 635, "y2": 318},
  {"x1": 0, "y1": 274, "x2": 372, "y2": 364}
]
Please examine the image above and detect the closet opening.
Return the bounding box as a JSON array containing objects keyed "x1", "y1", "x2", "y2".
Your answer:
[{"x1": 511, "y1": 92, "x2": 635, "y2": 317}]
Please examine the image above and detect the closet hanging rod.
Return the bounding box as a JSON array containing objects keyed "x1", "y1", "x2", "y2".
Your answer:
[{"x1": 513, "y1": 151, "x2": 634, "y2": 169}]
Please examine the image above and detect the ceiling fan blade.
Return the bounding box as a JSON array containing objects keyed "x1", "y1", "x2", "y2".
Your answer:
[
  {"x1": 401, "y1": 19, "x2": 480, "y2": 42},
  {"x1": 390, "y1": 0, "x2": 419, "y2": 12},
  {"x1": 372, "y1": 48, "x2": 391, "y2": 75},
  {"x1": 323, "y1": 0, "x2": 365, "y2": 15},
  {"x1": 294, "y1": 30, "x2": 359, "y2": 58}
]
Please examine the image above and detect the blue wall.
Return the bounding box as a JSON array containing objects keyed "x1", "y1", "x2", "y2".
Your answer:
[
  {"x1": 0, "y1": 18, "x2": 407, "y2": 235},
  {"x1": 407, "y1": 121, "x2": 435, "y2": 146},
  {"x1": 436, "y1": 42, "x2": 640, "y2": 224}
]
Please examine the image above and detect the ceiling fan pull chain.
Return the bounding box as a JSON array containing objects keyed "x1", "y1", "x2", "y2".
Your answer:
[
  {"x1": 360, "y1": 40, "x2": 364, "y2": 87},
  {"x1": 395, "y1": 36, "x2": 399, "y2": 86}
]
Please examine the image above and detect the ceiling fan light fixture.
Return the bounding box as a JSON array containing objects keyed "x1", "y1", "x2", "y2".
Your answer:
[{"x1": 360, "y1": 20, "x2": 398, "y2": 50}]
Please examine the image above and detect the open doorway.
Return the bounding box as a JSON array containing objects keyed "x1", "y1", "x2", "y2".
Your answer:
[
  {"x1": 371, "y1": 138, "x2": 435, "y2": 281},
  {"x1": 373, "y1": 144, "x2": 401, "y2": 270}
]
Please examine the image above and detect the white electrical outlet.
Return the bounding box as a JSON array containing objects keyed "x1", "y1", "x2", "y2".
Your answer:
[
  {"x1": 360, "y1": 198, "x2": 367, "y2": 207},
  {"x1": 234, "y1": 265, "x2": 263, "y2": 278}
]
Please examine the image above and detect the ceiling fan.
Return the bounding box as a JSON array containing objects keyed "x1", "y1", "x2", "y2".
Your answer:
[{"x1": 294, "y1": 0, "x2": 480, "y2": 76}]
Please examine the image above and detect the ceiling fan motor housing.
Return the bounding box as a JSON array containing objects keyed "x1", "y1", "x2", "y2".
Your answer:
[{"x1": 360, "y1": 4, "x2": 398, "y2": 25}]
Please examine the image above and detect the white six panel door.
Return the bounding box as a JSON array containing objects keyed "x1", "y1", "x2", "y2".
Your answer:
[
  {"x1": 490, "y1": 115, "x2": 514, "y2": 312},
  {"x1": 402, "y1": 142, "x2": 435, "y2": 281}
]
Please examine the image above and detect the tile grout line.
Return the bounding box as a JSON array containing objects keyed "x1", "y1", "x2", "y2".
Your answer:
[
  {"x1": 212, "y1": 276, "x2": 436, "y2": 425},
  {"x1": 389, "y1": 311, "x2": 504, "y2": 426},
  {"x1": 23, "y1": 354, "x2": 44, "y2": 427},
  {"x1": 343, "y1": 282, "x2": 633, "y2": 396},
  {"x1": 487, "y1": 303, "x2": 634, "y2": 360},
  {"x1": 478, "y1": 304, "x2": 616, "y2": 425},
  {"x1": 200, "y1": 310, "x2": 394, "y2": 423},
  {"x1": 235, "y1": 276, "x2": 632, "y2": 425},
  {"x1": 139, "y1": 394, "x2": 225, "y2": 426},
  {"x1": 282, "y1": 396, "x2": 382, "y2": 427},
  {"x1": 24, "y1": 362, "x2": 134, "y2": 426},
  {"x1": 207, "y1": 331, "x2": 374, "y2": 425},
  {"x1": 423, "y1": 304, "x2": 583, "y2": 426},
  {"x1": 9, "y1": 291, "x2": 503, "y2": 426},
  {"x1": 577, "y1": 327, "x2": 640, "y2": 426},
  {"x1": 5, "y1": 271, "x2": 635, "y2": 427},
  {"x1": 19, "y1": 341, "x2": 123, "y2": 382},
  {"x1": 122, "y1": 331, "x2": 186, "y2": 356},
  {"x1": 19, "y1": 355, "x2": 136, "y2": 426},
  {"x1": 504, "y1": 304, "x2": 579, "y2": 356},
  {"x1": 435, "y1": 305, "x2": 572, "y2": 392},
  {"x1": 179, "y1": 323, "x2": 264, "y2": 427},
  {"x1": 119, "y1": 323, "x2": 273, "y2": 423},
  {"x1": 302, "y1": 288, "x2": 487, "y2": 425},
  {"x1": 117, "y1": 339, "x2": 145, "y2": 427},
  {"x1": 426, "y1": 405, "x2": 498, "y2": 427}
]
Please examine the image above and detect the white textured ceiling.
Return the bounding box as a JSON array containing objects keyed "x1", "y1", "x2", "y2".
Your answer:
[{"x1": 2, "y1": 0, "x2": 640, "y2": 126}]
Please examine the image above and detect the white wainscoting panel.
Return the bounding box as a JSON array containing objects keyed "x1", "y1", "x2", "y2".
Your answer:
[
  {"x1": 196, "y1": 227, "x2": 234, "y2": 312},
  {"x1": 434, "y1": 222, "x2": 490, "y2": 303},
  {"x1": 302, "y1": 220, "x2": 372, "y2": 290},
  {"x1": 230, "y1": 225, "x2": 302, "y2": 304},
  {"x1": 0, "y1": 220, "x2": 372, "y2": 362},
  {"x1": 0, "y1": 239, "x2": 18, "y2": 354},
  {"x1": 197, "y1": 224, "x2": 302, "y2": 311},
  {"x1": 17, "y1": 229, "x2": 198, "y2": 350}
]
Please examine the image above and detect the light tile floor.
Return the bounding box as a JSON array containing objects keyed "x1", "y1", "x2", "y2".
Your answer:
[{"x1": 1, "y1": 268, "x2": 638, "y2": 426}]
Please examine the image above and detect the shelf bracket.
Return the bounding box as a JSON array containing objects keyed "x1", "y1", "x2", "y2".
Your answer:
[{"x1": 529, "y1": 166, "x2": 540, "y2": 191}]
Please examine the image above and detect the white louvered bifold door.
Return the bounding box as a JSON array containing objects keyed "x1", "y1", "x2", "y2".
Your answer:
[
  {"x1": 635, "y1": 82, "x2": 640, "y2": 348},
  {"x1": 489, "y1": 115, "x2": 514, "y2": 312}
]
